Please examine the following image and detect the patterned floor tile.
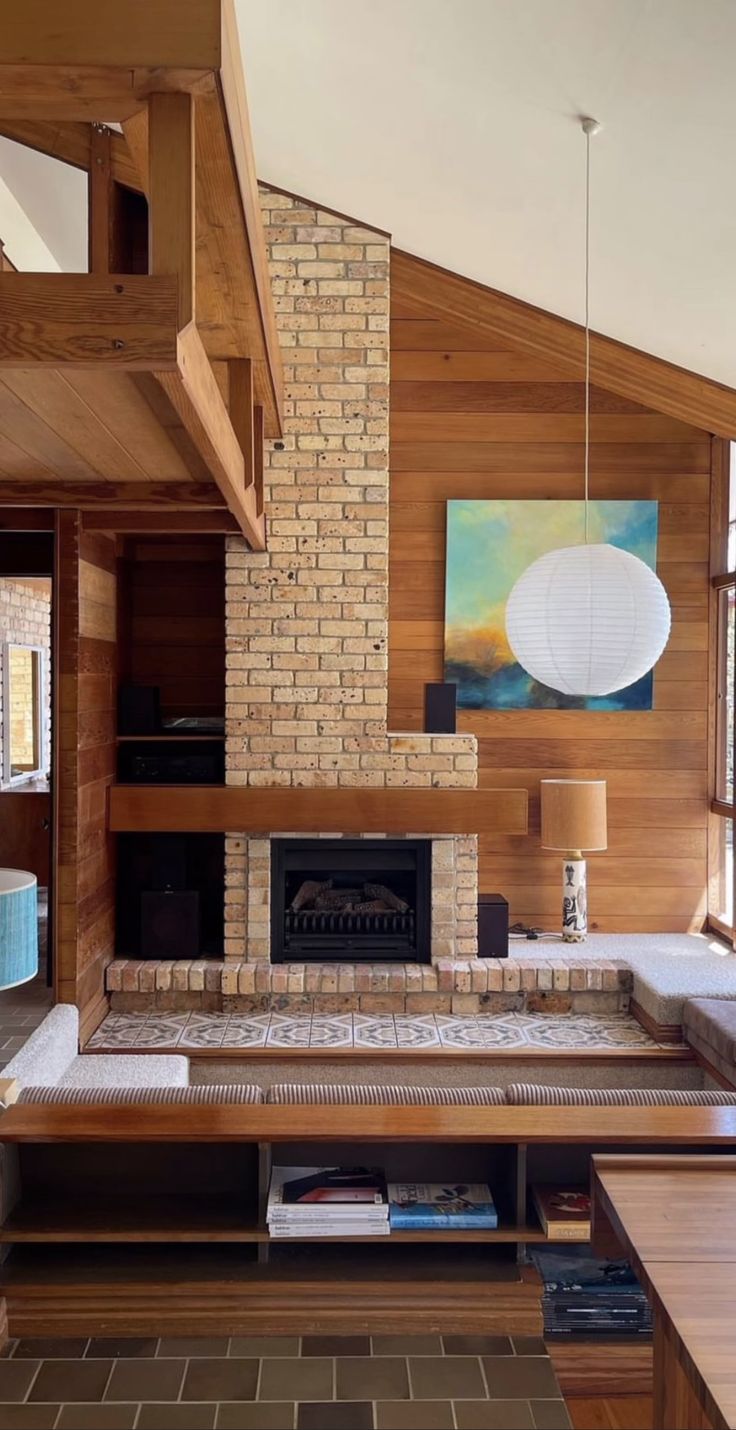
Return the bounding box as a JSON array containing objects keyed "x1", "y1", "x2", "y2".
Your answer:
[
  {"x1": 435, "y1": 1017, "x2": 490, "y2": 1049},
  {"x1": 353, "y1": 1016, "x2": 398, "y2": 1049},
  {"x1": 267, "y1": 1015, "x2": 312, "y2": 1048},
  {"x1": 394, "y1": 1016, "x2": 441, "y2": 1049},
  {"x1": 133, "y1": 1014, "x2": 190, "y2": 1049},
  {"x1": 473, "y1": 1015, "x2": 527, "y2": 1048},
  {"x1": 309, "y1": 1015, "x2": 355, "y2": 1048},
  {"x1": 179, "y1": 1015, "x2": 229, "y2": 1050},
  {"x1": 88, "y1": 1015, "x2": 153, "y2": 1049},
  {"x1": 223, "y1": 1015, "x2": 271, "y2": 1048},
  {"x1": 516, "y1": 1013, "x2": 655, "y2": 1050}
]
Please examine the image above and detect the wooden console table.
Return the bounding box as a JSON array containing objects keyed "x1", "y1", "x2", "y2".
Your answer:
[
  {"x1": 592, "y1": 1154, "x2": 736, "y2": 1430},
  {"x1": 0, "y1": 1107, "x2": 734, "y2": 1339}
]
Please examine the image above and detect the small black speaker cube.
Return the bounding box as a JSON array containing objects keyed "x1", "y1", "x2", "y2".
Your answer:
[
  {"x1": 478, "y1": 893, "x2": 509, "y2": 959},
  {"x1": 141, "y1": 890, "x2": 200, "y2": 960},
  {"x1": 424, "y1": 682, "x2": 457, "y2": 734}
]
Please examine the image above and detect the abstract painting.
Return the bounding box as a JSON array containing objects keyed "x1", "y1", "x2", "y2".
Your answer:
[{"x1": 444, "y1": 499, "x2": 659, "y2": 711}]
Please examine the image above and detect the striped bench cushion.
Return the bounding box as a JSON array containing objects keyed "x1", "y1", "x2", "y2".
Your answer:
[
  {"x1": 268, "y1": 1083, "x2": 506, "y2": 1106},
  {"x1": 18, "y1": 1084, "x2": 264, "y2": 1105},
  {"x1": 506, "y1": 1083, "x2": 736, "y2": 1106}
]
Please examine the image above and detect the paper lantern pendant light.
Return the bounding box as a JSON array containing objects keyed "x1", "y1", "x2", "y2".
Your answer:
[
  {"x1": 505, "y1": 542, "x2": 671, "y2": 697},
  {"x1": 504, "y1": 117, "x2": 671, "y2": 699}
]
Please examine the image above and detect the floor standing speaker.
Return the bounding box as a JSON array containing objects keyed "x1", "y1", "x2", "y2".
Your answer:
[
  {"x1": 424, "y1": 682, "x2": 457, "y2": 734},
  {"x1": 141, "y1": 890, "x2": 200, "y2": 960},
  {"x1": 478, "y1": 893, "x2": 509, "y2": 959}
]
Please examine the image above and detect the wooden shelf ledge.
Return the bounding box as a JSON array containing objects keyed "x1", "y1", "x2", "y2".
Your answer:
[{"x1": 107, "y1": 784, "x2": 529, "y2": 836}]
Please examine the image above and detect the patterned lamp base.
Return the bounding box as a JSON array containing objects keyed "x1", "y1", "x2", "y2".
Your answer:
[
  {"x1": 562, "y1": 853, "x2": 587, "y2": 942},
  {"x1": 0, "y1": 870, "x2": 39, "y2": 989}
]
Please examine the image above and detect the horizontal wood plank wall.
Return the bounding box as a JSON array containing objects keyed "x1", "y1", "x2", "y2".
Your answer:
[
  {"x1": 119, "y1": 536, "x2": 225, "y2": 721},
  {"x1": 388, "y1": 258, "x2": 713, "y2": 933},
  {"x1": 56, "y1": 515, "x2": 116, "y2": 1040}
]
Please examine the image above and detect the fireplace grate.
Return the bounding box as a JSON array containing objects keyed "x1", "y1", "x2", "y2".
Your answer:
[{"x1": 286, "y1": 909, "x2": 415, "y2": 940}]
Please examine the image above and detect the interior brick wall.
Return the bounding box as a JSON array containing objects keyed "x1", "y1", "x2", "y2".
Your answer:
[
  {"x1": 224, "y1": 189, "x2": 478, "y2": 963},
  {"x1": 0, "y1": 577, "x2": 52, "y2": 783}
]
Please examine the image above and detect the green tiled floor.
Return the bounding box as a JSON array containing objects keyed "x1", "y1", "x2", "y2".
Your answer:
[{"x1": 0, "y1": 1335, "x2": 571, "y2": 1429}]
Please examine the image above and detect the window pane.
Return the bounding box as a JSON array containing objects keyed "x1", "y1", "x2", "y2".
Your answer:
[
  {"x1": 729, "y1": 441, "x2": 736, "y2": 570},
  {"x1": 717, "y1": 587, "x2": 735, "y2": 803},
  {"x1": 712, "y1": 818, "x2": 734, "y2": 930},
  {"x1": 7, "y1": 645, "x2": 41, "y2": 778}
]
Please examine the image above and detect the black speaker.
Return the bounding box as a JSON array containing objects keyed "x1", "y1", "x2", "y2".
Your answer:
[
  {"x1": 478, "y1": 893, "x2": 509, "y2": 959},
  {"x1": 141, "y1": 890, "x2": 200, "y2": 959},
  {"x1": 424, "y1": 682, "x2": 457, "y2": 734},
  {"x1": 118, "y1": 683, "x2": 160, "y2": 735}
]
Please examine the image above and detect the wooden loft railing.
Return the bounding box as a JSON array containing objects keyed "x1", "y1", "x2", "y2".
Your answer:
[{"x1": 0, "y1": 0, "x2": 281, "y2": 548}]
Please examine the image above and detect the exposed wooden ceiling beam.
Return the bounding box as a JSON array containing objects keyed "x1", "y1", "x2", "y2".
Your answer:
[
  {"x1": 391, "y1": 249, "x2": 736, "y2": 438},
  {"x1": 82, "y1": 509, "x2": 239, "y2": 533},
  {"x1": 0, "y1": 482, "x2": 227, "y2": 508},
  {"x1": 155, "y1": 325, "x2": 266, "y2": 550},
  {"x1": 0, "y1": 274, "x2": 179, "y2": 369},
  {"x1": 0, "y1": 0, "x2": 221, "y2": 69},
  {"x1": 0, "y1": 118, "x2": 141, "y2": 190}
]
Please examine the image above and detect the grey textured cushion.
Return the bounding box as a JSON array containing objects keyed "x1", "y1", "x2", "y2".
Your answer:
[
  {"x1": 3, "y1": 1005, "x2": 78, "y2": 1087},
  {"x1": 507, "y1": 1083, "x2": 736, "y2": 1106},
  {"x1": 59, "y1": 1054, "x2": 189, "y2": 1088},
  {"x1": 19, "y1": 1084, "x2": 263, "y2": 1105},
  {"x1": 684, "y1": 999, "x2": 736, "y2": 1066},
  {"x1": 268, "y1": 1083, "x2": 506, "y2": 1106}
]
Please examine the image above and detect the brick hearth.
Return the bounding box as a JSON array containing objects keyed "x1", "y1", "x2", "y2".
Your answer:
[{"x1": 106, "y1": 956, "x2": 632, "y2": 1015}]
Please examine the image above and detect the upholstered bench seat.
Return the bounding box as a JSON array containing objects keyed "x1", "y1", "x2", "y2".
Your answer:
[
  {"x1": 506, "y1": 1082, "x2": 736, "y2": 1105},
  {"x1": 58, "y1": 1054, "x2": 189, "y2": 1088},
  {"x1": 2, "y1": 1006, "x2": 190, "y2": 1091},
  {"x1": 267, "y1": 1083, "x2": 507, "y2": 1106},
  {"x1": 18, "y1": 1084, "x2": 263, "y2": 1104},
  {"x1": 683, "y1": 998, "x2": 736, "y2": 1086}
]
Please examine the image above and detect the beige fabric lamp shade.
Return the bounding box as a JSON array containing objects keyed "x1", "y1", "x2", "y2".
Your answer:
[{"x1": 540, "y1": 780, "x2": 607, "y2": 853}]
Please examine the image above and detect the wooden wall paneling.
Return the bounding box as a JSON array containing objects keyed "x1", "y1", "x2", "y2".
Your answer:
[
  {"x1": 55, "y1": 513, "x2": 116, "y2": 1042},
  {"x1": 124, "y1": 535, "x2": 225, "y2": 720},
  {"x1": 388, "y1": 255, "x2": 715, "y2": 932}
]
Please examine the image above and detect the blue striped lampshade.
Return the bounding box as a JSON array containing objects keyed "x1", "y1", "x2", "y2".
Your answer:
[{"x1": 0, "y1": 870, "x2": 38, "y2": 989}]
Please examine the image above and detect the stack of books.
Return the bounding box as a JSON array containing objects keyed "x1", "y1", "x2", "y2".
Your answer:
[
  {"x1": 533, "y1": 1245, "x2": 653, "y2": 1338},
  {"x1": 531, "y1": 1184, "x2": 591, "y2": 1240},
  {"x1": 388, "y1": 1181, "x2": 498, "y2": 1231},
  {"x1": 267, "y1": 1166, "x2": 390, "y2": 1238}
]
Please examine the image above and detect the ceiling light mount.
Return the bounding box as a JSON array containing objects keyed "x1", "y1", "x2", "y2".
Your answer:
[{"x1": 580, "y1": 116, "x2": 601, "y2": 137}]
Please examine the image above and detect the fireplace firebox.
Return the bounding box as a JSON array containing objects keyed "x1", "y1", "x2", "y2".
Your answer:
[{"x1": 271, "y1": 838, "x2": 432, "y2": 963}]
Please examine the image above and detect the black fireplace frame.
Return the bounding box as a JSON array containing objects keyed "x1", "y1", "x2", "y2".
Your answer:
[{"x1": 270, "y1": 837, "x2": 432, "y2": 964}]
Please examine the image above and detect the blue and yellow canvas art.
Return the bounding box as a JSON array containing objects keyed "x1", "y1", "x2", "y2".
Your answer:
[{"x1": 444, "y1": 499, "x2": 659, "y2": 711}]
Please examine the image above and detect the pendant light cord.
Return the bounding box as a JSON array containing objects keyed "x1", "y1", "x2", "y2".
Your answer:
[
  {"x1": 584, "y1": 124, "x2": 591, "y2": 543},
  {"x1": 580, "y1": 117, "x2": 600, "y2": 544}
]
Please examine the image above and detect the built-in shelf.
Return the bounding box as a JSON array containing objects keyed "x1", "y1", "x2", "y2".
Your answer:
[
  {"x1": 0, "y1": 1197, "x2": 549, "y2": 1245},
  {"x1": 116, "y1": 735, "x2": 225, "y2": 744}
]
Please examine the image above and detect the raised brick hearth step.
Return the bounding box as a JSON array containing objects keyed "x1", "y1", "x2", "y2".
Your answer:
[{"x1": 106, "y1": 957, "x2": 632, "y2": 1016}]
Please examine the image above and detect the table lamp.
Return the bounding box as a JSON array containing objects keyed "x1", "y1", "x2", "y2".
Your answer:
[
  {"x1": 0, "y1": 870, "x2": 39, "y2": 988},
  {"x1": 540, "y1": 781, "x2": 607, "y2": 942}
]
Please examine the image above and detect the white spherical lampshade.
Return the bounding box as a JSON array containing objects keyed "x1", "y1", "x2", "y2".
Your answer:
[{"x1": 505, "y1": 543, "x2": 671, "y2": 697}]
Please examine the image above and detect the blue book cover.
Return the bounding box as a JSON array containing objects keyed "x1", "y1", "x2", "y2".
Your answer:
[{"x1": 388, "y1": 1182, "x2": 498, "y2": 1229}]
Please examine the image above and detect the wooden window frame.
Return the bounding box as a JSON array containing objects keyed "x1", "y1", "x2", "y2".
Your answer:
[{"x1": 707, "y1": 440, "x2": 736, "y2": 942}]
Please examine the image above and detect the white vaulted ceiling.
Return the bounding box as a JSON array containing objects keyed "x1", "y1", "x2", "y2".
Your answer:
[{"x1": 236, "y1": 0, "x2": 736, "y2": 388}]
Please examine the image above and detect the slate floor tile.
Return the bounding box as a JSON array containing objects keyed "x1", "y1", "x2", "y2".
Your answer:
[
  {"x1": 87, "y1": 1337, "x2": 158, "y2": 1359},
  {"x1": 56, "y1": 1407, "x2": 138, "y2": 1429},
  {"x1": 454, "y1": 1402, "x2": 535, "y2": 1430},
  {"x1": 409, "y1": 1356, "x2": 486, "y2": 1400},
  {"x1": 482, "y1": 1358, "x2": 560, "y2": 1400},
  {"x1": 302, "y1": 1336, "x2": 370, "y2": 1357},
  {"x1": 372, "y1": 1337, "x2": 443, "y2": 1356},
  {"x1": 14, "y1": 1339, "x2": 88, "y2": 1360},
  {"x1": 183, "y1": 1359, "x2": 260, "y2": 1403},
  {"x1": 105, "y1": 1357, "x2": 185, "y2": 1402},
  {"x1": 158, "y1": 1337, "x2": 230, "y2": 1358},
  {"x1": 297, "y1": 1405, "x2": 373, "y2": 1430},
  {"x1": 0, "y1": 1408, "x2": 61, "y2": 1430},
  {"x1": 531, "y1": 1401, "x2": 572, "y2": 1430},
  {"x1": 259, "y1": 1359, "x2": 333, "y2": 1403},
  {"x1": 336, "y1": 1356, "x2": 410, "y2": 1401},
  {"x1": 442, "y1": 1337, "x2": 512, "y2": 1356},
  {"x1": 29, "y1": 1360, "x2": 110, "y2": 1403},
  {"x1": 376, "y1": 1401, "x2": 454, "y2": 1429},
  {"x1": 137, "y1": 1404, "x2": 218, "y2": 1430},
  {"x1": 229, "y1": 1339, "x2": 300, "y2": 1358},
  {"x1": 216, "y1": 1404, "x2": 296, "y2": 1430}
]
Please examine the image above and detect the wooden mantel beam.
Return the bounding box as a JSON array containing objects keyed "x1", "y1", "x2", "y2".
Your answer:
[{"x1": 108, "y1": 786, "x2": 528, "y2": 837}]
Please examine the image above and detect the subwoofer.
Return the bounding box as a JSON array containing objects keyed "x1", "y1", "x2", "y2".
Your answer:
[{"x1": 141, "y1": 890, "x2": 200, "y2": 960}]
